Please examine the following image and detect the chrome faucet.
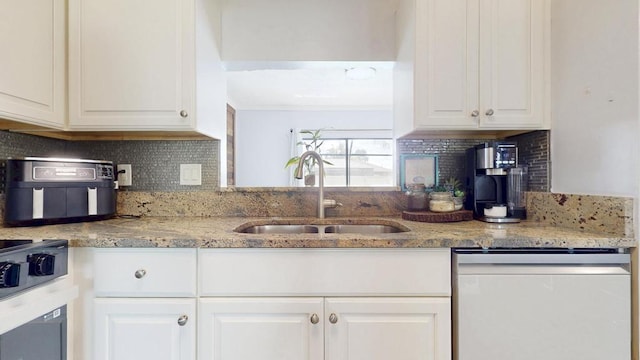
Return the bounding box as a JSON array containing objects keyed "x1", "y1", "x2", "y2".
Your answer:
[{"x1": 294, "y1": 151, "x2": 340, "y2": 218}]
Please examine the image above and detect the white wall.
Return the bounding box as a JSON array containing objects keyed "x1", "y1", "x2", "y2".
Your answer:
[
  {"x1": 550, "y1": 0, "x2": 639, "y2": 198},
  {"x1": 551, "y1": 6, "x2": 640, "y2": 355},
  {"x1": 235, "y1": 110, "x2": 393, "y2": 187},
  {"x1": 220, "y1": 0, "x2": 397, "y2": 61},
  {"x1": 195, "y1": 0, "x2": 228, "y2": 186}
]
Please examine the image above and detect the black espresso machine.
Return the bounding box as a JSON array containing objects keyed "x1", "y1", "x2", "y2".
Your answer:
[
  {"x1": 464, "y1": 142, "x2": 528, "y2": 223},
  {"x1": 2, "y1": 157, "x2": 117, "y2": 226}
]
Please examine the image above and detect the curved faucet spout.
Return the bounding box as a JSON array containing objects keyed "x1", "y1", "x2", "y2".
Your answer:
[
  {"x1": 295, "y1": 151, "x2": 326, "y2": 218},
  {"x1": 294, "y1": 151, "x2": 322, "y2": 180}
]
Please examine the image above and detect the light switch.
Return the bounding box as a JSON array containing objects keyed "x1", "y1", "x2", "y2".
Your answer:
[{"x1": 180, "y1": 164, "x2": 202, "y2": 185}]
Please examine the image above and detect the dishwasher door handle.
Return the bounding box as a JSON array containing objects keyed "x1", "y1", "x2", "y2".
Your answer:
[
  {"x1": 454, "y1": 252, "x2": 629, "y2": 265},
  {"x1": 457, "y1": 263, "x2": 630, "y2": 275}
]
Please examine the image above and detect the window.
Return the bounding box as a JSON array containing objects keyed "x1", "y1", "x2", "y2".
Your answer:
[{"x1": 310, "y1": 138, "x2": 394, "y2": 187}]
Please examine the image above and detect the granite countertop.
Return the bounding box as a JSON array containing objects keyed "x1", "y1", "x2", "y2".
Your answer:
[{"x1": 0, "y1": 216, "x2": 634, "y2": 249}]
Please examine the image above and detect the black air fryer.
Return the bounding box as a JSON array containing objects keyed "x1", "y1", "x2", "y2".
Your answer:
[{"x1": 2, "y1": 157, "x2": 117, "y2": 226}]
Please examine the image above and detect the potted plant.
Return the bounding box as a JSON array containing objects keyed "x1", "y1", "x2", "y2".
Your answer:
[
  {"x1": 285, "y1": 129, "x2": 332, "y2": 186},
  {"x1": 444, "y1": 177, "x2": 465, "y2": 210}
]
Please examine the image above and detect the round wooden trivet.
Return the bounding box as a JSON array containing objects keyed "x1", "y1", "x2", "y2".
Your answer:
[{"x1": 402, "y1": 210, "x2": 474, "y2": 223}]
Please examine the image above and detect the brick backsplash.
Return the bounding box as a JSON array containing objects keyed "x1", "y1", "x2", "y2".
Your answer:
[{"x1": 397, "y1": 130, "x2": 550, "y2": 192}]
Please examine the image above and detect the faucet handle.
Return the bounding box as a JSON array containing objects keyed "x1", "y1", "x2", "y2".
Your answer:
[{"x1": 323, "y1": 199, "x2": 342, "y2": 208}]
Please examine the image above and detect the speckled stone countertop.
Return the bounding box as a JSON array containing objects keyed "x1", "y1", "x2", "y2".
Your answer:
[{"x1": 0, "y1": 216, "x2": 633, "y2": 249}]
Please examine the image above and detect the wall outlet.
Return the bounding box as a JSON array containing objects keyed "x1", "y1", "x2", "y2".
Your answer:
[
  {"x1": 180, "y1": 164, "x2": 202, "y2": 185},
  {"x1": 117, "y1": 164, "x2": 132, "y2": 186}
]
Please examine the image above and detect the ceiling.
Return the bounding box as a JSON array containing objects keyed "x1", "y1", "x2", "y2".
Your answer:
[
  {"x1": 220, "y1": 0, "x2": 399, "y2": 111},
  {"x1": 225, "y1": 63, "x2": 395, "y2": 110}
]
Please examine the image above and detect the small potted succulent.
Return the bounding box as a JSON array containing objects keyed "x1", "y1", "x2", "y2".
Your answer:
[
  {"x1": 285, "y1": 129, "x2": 332, "y2": 186},
  {"x1": 444, "y1": 177, "x2": 465, "y2": 210}
]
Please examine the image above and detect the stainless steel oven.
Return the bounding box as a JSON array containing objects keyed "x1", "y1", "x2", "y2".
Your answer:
[
  {"x1": 0, "y1": 240, "x2": 71, "y2": 360},
  {"x1": 0, "y1": 306, "x2": 67, "y2": 360}
]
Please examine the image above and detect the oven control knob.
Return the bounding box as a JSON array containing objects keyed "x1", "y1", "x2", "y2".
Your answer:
[
  {"x1": 28, "y1": 254, "x2": 55, "y2": 276},
  {"x1": 0, "y1": 262, "x2": 21, "y2": 288}
]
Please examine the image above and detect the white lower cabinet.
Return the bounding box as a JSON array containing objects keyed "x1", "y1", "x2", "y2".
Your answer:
[
  {"x1": 325, "y1": 297, "x2": 450, "y2": 360},
  {"x1": 94, "y1": 298, "x2": 196, "y2": 360},
  {"x1": 89, "y1": 248, "x2": 198, "y2": 360},
  {"x1": 199, "y1": 298, "x2": 324, "y2": 360},
  {"x1": 199, "y1": 297, "x2": 450, "y2": 360},
  {"x1": 198, "y1": 249, "x2": 452, "y2": 360},
  {"x1": 82, "y1": 248, "x2": 452, "y2": 360}
]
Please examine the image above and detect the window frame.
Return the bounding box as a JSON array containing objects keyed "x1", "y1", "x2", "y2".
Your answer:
[{"x1": 301, "y1": 135, "x2": 394, "y2": 187}]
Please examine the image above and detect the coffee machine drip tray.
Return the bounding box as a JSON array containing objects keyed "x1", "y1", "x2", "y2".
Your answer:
[{"x1": 478, "y1": 216, "x2": 521, "y2": 223}]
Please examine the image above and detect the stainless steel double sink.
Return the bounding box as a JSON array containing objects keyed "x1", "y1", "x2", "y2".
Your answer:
[{"x1": 234, "y1": 220, "x2": 409, "y2": 234}]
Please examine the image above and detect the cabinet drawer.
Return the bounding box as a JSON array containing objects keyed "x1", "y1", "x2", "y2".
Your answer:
[
  {"x1": 94, "y1": 248, "x2": 197, "y2": 297},
  {"x1": 199, "y1": 248, "x2": 451, "y2": 296}
]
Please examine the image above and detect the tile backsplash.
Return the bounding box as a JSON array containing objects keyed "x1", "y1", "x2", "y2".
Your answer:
[
  {"x1": 0, "y1": 131, "x2": 219, "y2": 191},
  {"x1": 1, "y1": 130, "x2": 548, "y2": 192},
  {"x1": 397, "y1": 130, "x2": 550, "y2": 192},
  {"x1": 0, "y1": 131, "x2": 66, "y2": 158},
  {"x1": 65, "y1": 140, "x2": 219, "y2": 191}
]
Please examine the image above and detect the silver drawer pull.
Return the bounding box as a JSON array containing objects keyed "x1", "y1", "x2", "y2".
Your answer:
[
  {"x1": 310, "y1": 313, "x2": 319, "y2": 324},
  {"x1": 134, "y1": 269, "x2": 146, "y2": 279},
  {"x1": 177, "y1": 315, "x2": 189, "y2": 326}
]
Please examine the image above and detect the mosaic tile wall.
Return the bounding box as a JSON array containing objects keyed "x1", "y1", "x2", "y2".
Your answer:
[
  {"x1": 1, "y1": 130, "x2": 547, "y2": 192},
  {"x1": 397, "y1": 130, "x2": 550, "y2": 192},
  {"x1": 65, "y1": 140, "x2": 219, "y2": 191},
  {"x1": 508, "y1": 131, "x2": 550, "y2": 192},
  {"x1": 0, "y1": 131, "x2": 66, "y2": 158},
  {"x1": 0, "y1": 131, "x2": 220, "y2": 192}
]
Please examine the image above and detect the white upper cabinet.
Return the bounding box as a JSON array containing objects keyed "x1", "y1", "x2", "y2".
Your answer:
[
  {"x1": 478, "y1": 0, "x2": 548, "y2": 129},
  {"x1": 69, "y1": 0, "x2": 194, "y2": 130},
  {"x1": 394, "y1": 0, "x2": 550, "y2": 136},
  {"x1": 68, "y1": 0, "x2": 226, "y2": 137},
  {"x1": 0, "y1": 0, "x2": 65, "y2": 128}
]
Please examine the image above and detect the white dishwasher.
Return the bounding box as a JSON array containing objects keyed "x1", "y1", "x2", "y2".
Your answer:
[{"x1": 453, "y1": 248, "x2": 630, "y2": 360}]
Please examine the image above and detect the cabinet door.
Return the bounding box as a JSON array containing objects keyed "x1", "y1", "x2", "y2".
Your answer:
[
  {"x1": 93, "y1": 298, "x2": 195, "y2": 360},
  {"x1": 68, "y1": 0, "x2": 195, "y2": 130},
  {"x1": 325, "y1": 297, "x2": 451, "y2": 360},
  {"x1": 418, "y1": 0, "x2": 479, "y2": 129},
  {"x1": 199, "y1": 298, "x2": 324, "y2": 360},
  {"x1": 0, "y1": 0, "x2": 65, "y2": 128},
  {"x1": 478, "y1": 0, "x2": 547, "y2": 128}
]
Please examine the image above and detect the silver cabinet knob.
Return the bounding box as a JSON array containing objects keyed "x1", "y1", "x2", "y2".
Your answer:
[
  {"x1": 134, "y1": 269, "x2": 146, "y2": 279},
  {"x1": 329, "y1": 313, "x2": 338, "y2": 324},
  {"x1": 310, "y1": 313, "x2": 319, "y2": 324},
  {"x1": 485, "y1": 109, "x2": 494, "y2": 116},
  {"x1": 177, "y1": 315, "x2": 189, "y2": 326},
  {"x1": 179, "y1": 110, "x2": 188, "y2": 118},
  {"x1": 471, "y1": 110, "x2": 480, "y2": 117}
]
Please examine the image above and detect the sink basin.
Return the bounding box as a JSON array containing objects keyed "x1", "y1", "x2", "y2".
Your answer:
[
  {"x1": 238, "y1": 225, "x2": 319, "y2": 234},
  {"x1": 323, "y1": 224, "x2": 405, "y2": 234},
  {"x1": 235, "y1": 221, "x2": 409, "y2": 234}
]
